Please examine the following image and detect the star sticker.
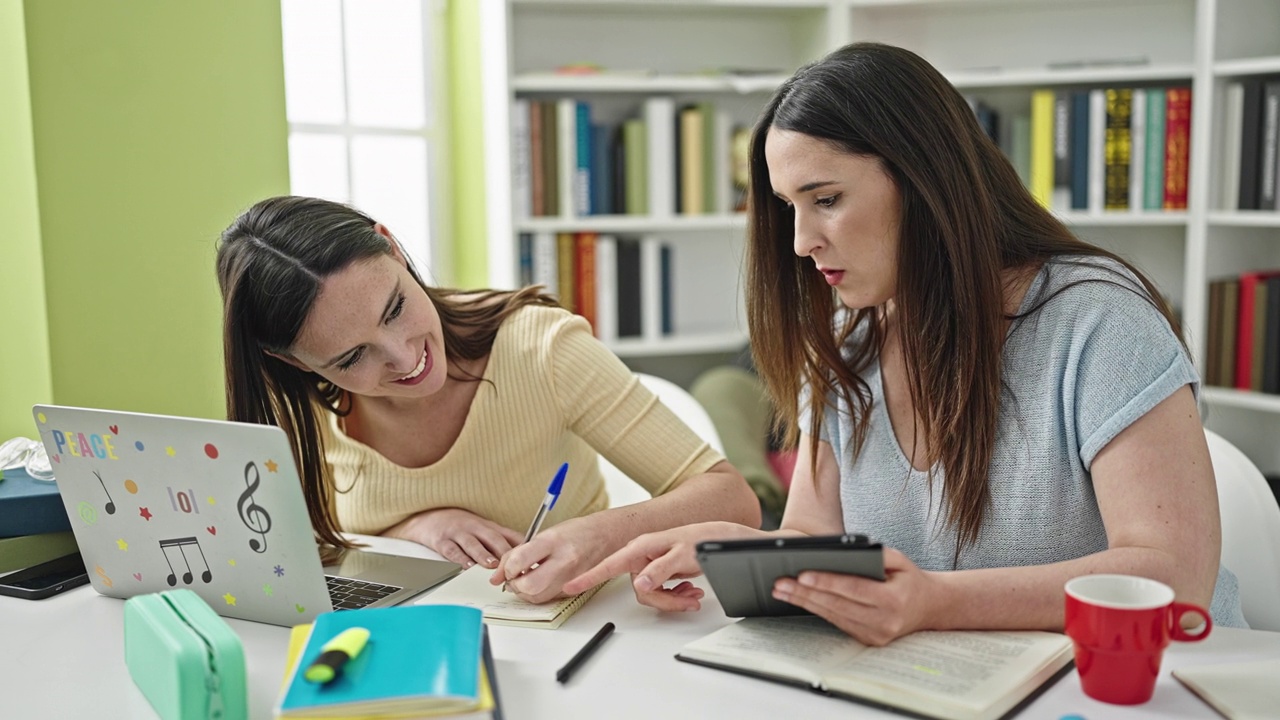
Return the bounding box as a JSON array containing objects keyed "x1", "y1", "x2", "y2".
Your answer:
[
  {"x1": 165, "y1": 446, "x2": 176, "y2": 457},
  {"x1": 116, "y1": 538, "x2": 129, "y2": 551},
  {"x1": 265, "y1": 459, "x2": 279, "y2": 473},
  {"x1": 273, "y1": 565, "x2": 285, "y2": 577},
  {"x1": 139, "y1": 507, "x2": 152, "y2": 521},
  {"x1": 263, "y1": 585, "x2": 273, "y2": 596},
  {"x1": 207, "y1": 496, "x2": 216, "y2": 505},
  {"x1": 223, "y1": 593, "x2": 237, "y2": 606}
]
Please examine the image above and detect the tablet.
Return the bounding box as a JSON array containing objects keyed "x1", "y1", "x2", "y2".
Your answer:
[{"x1": 695, "y1": 534, "x2": 884, "y2": 617}]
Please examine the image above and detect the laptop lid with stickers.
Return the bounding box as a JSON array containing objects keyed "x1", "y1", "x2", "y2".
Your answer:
[{"x1": 31, "y1": 405, "x2": 458, "y2": 626}]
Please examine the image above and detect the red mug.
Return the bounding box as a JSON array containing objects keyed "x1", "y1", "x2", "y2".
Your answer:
[{"x1": 1064, "y1": 574, "x2": 1212, "y2": 704}]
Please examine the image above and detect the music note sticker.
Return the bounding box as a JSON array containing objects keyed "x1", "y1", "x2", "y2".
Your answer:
[
  {"x1": 93, "y1": 470, "x2": 116, "y2": 515},
  {"x1": 158, "y1": 537, "x2": 213, "y2": 586},
  {"x1": 236, "y1": 462, "x2": 272, "y2": 553}
]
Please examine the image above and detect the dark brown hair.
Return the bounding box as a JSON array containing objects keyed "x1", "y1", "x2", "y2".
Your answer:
[
  {"x1": 746, "y1": 43, "x2": 1179, "y2": 553},
  {"x1": 216, "y1": 196, "x2": 558, "y2": 548}
]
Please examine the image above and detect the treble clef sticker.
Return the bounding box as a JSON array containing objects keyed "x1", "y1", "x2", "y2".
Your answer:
[{"x1": 237, "y1": 461, "x2": 272, "y2": 553}]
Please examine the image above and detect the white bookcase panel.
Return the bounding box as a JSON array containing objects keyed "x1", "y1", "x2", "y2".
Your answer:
[{"x1": 483, "y1": 0, "x2": 1280, "y2": 471}]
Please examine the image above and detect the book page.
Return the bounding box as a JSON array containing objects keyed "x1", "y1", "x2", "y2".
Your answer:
[
  {"x1": 416, "y1": 564, "x2": 602, "y2": 624},
  {"x1": 678, "y1": 617, "x2": 868, "y2": 684},
  {"x1": 828, "y1": 630, "x2": 1072, "y2": 713}
]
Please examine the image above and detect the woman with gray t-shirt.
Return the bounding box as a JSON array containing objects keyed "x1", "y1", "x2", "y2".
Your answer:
[{"x1": 568, "y1": 42, "x2": 1245, "y2": 643}]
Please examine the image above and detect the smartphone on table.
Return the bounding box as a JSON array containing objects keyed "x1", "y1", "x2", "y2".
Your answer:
[
  {"x1": 0, "y1": 551, "x2": 90, "y2": 600},
  {"x1": 696, "y1": 534, "x2": 884, "y2": 617}
]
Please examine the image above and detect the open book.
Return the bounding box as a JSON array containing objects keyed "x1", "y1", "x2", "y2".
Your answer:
[
  {"x1": 676, "y1": 617, "x2": 1073, "y2": 720},
  {"x1": 417, "y1": 564, "x2": 610, "y2": 629}
]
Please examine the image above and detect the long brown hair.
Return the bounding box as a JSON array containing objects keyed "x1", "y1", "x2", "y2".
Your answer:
[
  {"x1": 216, "y1": 196, "x2": 558, "y2": 548},
  {"x1": 746, "y1": 43, "x2": 1180, "y2": 553}
]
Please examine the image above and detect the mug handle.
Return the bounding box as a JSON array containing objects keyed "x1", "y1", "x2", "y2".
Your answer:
[{"x1": 1169, "y1": 602, "x2": 1213, "y2": 642}]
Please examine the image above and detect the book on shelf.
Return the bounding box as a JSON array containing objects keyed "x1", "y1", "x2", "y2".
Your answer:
[
  {"x1": 276, "y1": 605, "x2": 493, "y2": 719},
  {"x1": 1163, "y1": 87, "x2": 1191, "y2": 210},
  {"x1": 511, "y1": 99, "x2": 532, "y2": 220},
  {"x1": 1234, "y1": 270, "x2": 1280, "y2": 392},
  {"x1": 676, "y1": 616, "x2": 1074, "y2": 720},
  {"x1": 995, "y1": 85, "x2": 1188, "y2": 214},
  {"x1": 1088, "y1": 88, "x2": 1106, "y2": 211},
  {"x1": 1029, "y1": 89, "x2": 1055, "y2": 208},
  {"x1": 645, "y1": 96, "x2": 676, "y2": 217},
  {"x1": 1239, "y1": 79, "x2": 1265, "y2": 210},
  {"x1": 1261, "y1": 81, "x2": 1280, "y2": 211},
  {"x1": 1221, "y1": 83, "x2": 1245, "y2": 212},
  {"x1": 1129, "y1": 88, "x2": 1147, "y2": 211},
  {"x1": 417, "y1": 565, "x2": 611, "y2": 630},
  {"x1": 1051, "y1": 91, "x2": 1072, "y2": 211},
  {"x1": 1104, "y1": 87, "x2": 1133, "y2": 210},
  {"x1": 1143, "y1": 87, "x2": 1166, "y2": 211}
]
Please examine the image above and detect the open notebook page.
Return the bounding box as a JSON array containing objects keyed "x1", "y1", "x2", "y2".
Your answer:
[{"x1": 417, "y1": 564, "x2": 609, "y2": 628}]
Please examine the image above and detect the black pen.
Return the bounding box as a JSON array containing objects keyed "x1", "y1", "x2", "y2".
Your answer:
[{"x1": 555, "y1": 622, "x2": 616, "y2": 684}]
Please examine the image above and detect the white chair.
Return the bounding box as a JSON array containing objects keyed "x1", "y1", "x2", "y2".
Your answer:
[
  {"x1": 1205, "y1": 428, "x2": 1280, "y2": 631},
  {"x1": 601, "y1": 373, "x2": 724, "y2": 508}
]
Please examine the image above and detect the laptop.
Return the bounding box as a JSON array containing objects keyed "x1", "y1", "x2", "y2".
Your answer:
[{"x1": 31, "y1": 405, "x2": 461, "y2": 626}]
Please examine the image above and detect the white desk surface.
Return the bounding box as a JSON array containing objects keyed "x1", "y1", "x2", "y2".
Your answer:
[{"x1": 3, "y1": 535, "x2": 1277, "y2": 719}]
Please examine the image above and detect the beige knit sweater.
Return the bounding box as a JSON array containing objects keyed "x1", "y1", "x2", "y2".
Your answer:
[{"x1": 320, "y1": 305, "x2": 724, "y2": 535}]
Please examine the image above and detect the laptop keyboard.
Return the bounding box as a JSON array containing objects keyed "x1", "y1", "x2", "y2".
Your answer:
[{"x1": 325, "y1": 575, "x2": 402, "y2": 610}]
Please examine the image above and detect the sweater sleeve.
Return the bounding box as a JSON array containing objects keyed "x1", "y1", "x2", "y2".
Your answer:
[{"x1": 544, "y1": 314, "x2": 725, "y2": 496}]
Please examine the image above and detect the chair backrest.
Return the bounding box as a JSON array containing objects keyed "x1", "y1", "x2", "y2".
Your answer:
[
  {"x1": 1205, "y1": 428, "x2": 1280, "y2": 631},
  {"x1": 601, "y1": 373, "x2": 724, "y2": 508}
]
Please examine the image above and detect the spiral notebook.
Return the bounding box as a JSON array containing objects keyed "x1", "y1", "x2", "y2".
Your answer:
[{"x1": 417, "y1": 565, "x2": 610, "y2": 629}]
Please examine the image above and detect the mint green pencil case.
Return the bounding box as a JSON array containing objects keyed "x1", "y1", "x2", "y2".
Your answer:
[{"x1": 123, "y1": 589, "x2": 248, "y2": 720}]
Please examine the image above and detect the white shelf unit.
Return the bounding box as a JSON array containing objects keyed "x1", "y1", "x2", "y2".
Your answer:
[{"x1": 482, "y1": 0, "x2": 1280, "y2": 472}]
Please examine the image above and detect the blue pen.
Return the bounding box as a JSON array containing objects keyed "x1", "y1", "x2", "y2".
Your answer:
[{"x1": 503, "y1": 462, "x2": 568, "y2": 592}]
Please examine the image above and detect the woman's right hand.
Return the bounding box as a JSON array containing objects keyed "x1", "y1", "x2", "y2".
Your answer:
[
  {"x1": 382, "y1": 507, "x2": 524, "y2": 569},
  {"x1": 563, "y1": 521, "x2": 764, "y2": 611}
]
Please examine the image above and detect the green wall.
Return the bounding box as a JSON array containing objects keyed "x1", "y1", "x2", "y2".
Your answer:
[
  {"x1": 0, "y1": 0, "x2": 52, "y2": 440},
  {"x1": 447, "y1": 0, "x2": 488, "y2": 288},
  {"x1": 23, "y1": 0, "x2": 291, "y2": 420}
]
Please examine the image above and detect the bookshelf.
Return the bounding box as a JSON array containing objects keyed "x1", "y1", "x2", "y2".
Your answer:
[{"x1": 480, "y1": 0, "x2": 1280, "y2": 473}]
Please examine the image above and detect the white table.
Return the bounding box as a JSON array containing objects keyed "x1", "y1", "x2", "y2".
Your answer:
[{"x1": 3, "y1": 536, "x2": 1277, "y2": 719}]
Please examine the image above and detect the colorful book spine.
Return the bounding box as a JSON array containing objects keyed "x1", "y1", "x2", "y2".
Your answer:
[
  {"x1": 1029, "y1": 89, "x2": 1056, "y2": 207},
  {"x1": 557, "y1": 232, "x2": 577, "y2": 313},
  {"x1": 1163, "y1": 87, "x2": 1191, "y2": 210},
  {"x1": 1104, "y1": 88, "x2": 1132, "y2": 210},
  {"x1": 1069, "y1": 91, "x2": 1091, "y2": 210},
  {"x1": 1143, "y1": 88, "x2": 1166, "y2": 210},
  {"x1": 574, "y1": 101, "x2": 592, "y2": 216},
  {"x1": 575, "y1": 232, "x2": 598, "y2": 330},
  {"x1": 623, "y1": 118, "x2": 648, "y2": 215}
]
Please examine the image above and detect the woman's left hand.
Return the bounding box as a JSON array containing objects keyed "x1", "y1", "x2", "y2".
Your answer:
[
  {"x1": 487, "y1": 516, "x2": 609, "y2": 604},
  {"x1": 771, "y1": 547, "x2": 944, "y2": 646}
]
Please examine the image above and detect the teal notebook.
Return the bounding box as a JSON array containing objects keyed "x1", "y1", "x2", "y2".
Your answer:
[{"x1": 277, "y1": 605, "x2": 484, "y2": 718}]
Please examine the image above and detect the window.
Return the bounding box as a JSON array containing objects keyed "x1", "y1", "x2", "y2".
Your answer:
[{"x1": 280, "y1": 0, "x2": 449, "y2": 280}]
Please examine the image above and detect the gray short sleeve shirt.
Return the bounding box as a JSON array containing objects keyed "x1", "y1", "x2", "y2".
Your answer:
[{"x1": 800, "y1": 257, "x2": 1246, "y2": 627}]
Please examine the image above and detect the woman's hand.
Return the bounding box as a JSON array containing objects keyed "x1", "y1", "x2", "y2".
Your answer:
[
  {"x1": 771, "y1": 547, "x2": 944, "y2": 646},
  {"x1": 382, "y1": 507, "x2": 523, "y2": 569},
  {"x1": 487, "y1": 515, "x2": 619, "y2": 604},
  {"x1": 562, "y1": 521, "x2": 766, "y2": 611}
]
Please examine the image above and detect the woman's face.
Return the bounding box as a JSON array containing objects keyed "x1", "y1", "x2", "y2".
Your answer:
[
  {"x1": 764, "y1": 128, "x2": 901, "y2": 310},
  {"x1": 286, "y1": 242, "x2": 448, "y2": 400}
]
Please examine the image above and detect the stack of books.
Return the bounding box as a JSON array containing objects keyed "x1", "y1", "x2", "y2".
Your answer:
[{"x1": 0, "y1": 466, "x2": 76, "y2": 576}]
